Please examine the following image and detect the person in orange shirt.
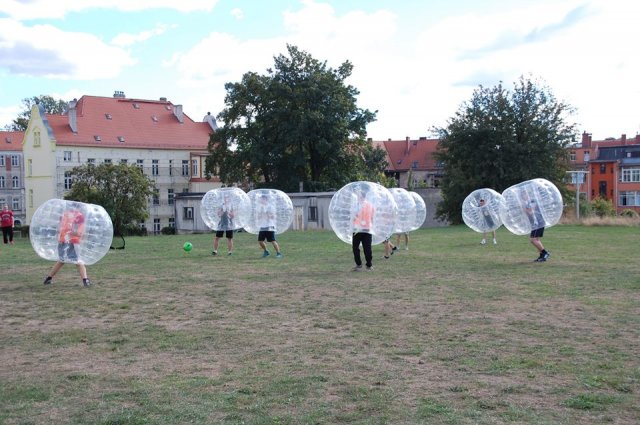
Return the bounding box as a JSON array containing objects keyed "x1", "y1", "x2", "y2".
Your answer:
[
  {"x1": 352, "y1": 185, "x2": 375, "y2": 271},
  {"x1": 43, "y1": 203, "x2": 92, "y2": 287}
]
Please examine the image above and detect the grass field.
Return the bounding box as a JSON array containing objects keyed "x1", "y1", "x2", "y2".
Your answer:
[{"x1": 1, "y1": 225, "x2": 639, "y2": 424}]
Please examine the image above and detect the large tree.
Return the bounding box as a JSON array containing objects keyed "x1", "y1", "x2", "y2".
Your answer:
[
  {"x1": 64, "y1": 163, "x2": 157, "y2": 235},
  {"x1": 435, "y1": 77, "x2": 576, "y2": 224},
  {"x1": 206, "y1": 44, "x2": 383, "y2": 192},
  {"x1": 4, "y1": 95, "x2": 68, "y2": 131}
]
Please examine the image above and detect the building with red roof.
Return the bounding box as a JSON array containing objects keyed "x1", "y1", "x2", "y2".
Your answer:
[
  {"x1": 0, "y1": 131, "x2": 25, "y2": 225},
  {"x1": 22, "y1": 92, "x2": 220, "y2": 232},
  {"x1": 374, "y1": 136, "x2": 444, "y2": 189}
]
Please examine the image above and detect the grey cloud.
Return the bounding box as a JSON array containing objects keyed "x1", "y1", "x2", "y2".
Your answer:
[{"x1": 0, "y1": 40, "x2": 75, "y2": 76}]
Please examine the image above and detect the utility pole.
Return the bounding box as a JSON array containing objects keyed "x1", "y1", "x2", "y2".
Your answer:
[{"x1": 566, "y1": 170, "x2": 588, "y2": 219}]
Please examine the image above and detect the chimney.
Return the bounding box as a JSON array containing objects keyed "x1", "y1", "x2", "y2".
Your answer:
[
  {"x1": 159, "y1": 97, "x2": 167, "y2": 102},
  {"x1": 113, "y1": 90, "x2": 126, "y2": 98},
  {"x1": 68, "y1": 98, "x2": 78, "y2": 133},
  {"x1": 621, "y1": 134, "x2": 627, "y2": 145},
  {"x1": 173, "y1": 105, "x2": 184, "y2": 123},
  {"x1": 406, "y1": 136, "x2": 410, "y2": 154},
  {"x1": 203, "y1": 111, "x2": 218, "y2": 131},
  {"x1": 581, "y1": 131, "x2": 592, "y2": 148}
]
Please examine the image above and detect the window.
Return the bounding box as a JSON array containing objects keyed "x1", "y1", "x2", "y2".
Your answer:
[
  {"x1": 64, "y1": 171, "x2": 72, "y2": 190},
  {"x1": 168, "y1": 217, "x2": 175, "y2": 228},
  {"x1": 169, "y1": 160, "x2": 173, "y2": 176},
  {"x1": 191, "y1": 159, "x2": 198, "y2": 177},
  {"x1": 11, "y1": 155, "x2": 19, "y2": 166},
  {"x1": 0, "y1": 156, "x2": 4, "y2": 166},
  {"x1": 12, "y1": 176, "x2": 19, "y2": 188},
  {"x1": 152, "y1": 160, "x2": 159, "y2": 176},
  {"x1": 569, "y1": 151, "x2": 576, "y2": 161},
  {"x1": 0, "y1": 176, "x2": 4, "y2": 188},
  {"x1": 411, "y1": 161, "x2": 419, "y2": 169},
  {"x1": 29, "y1": 189, "x2": 33, "y2": 208},
  {"x1": 137, "y1": 159, "x2": 144, "y2": 171},
  {"x1": 600, "y1": 164, "x2": 606, "y2": 174},
  {"x1": 34, "y1": 130, "x2": 41, "y2": 147},
  {"x1": 120, "y1": 159, "x2": 128, "y2": 164},
  {"x1": 182, "y1": 160, "x2": 189, "y2": 176},
  {"x1": 12, "y1": 198, "x2": 19, "y2": 210},
  {"x1": 152, "y1": 193, "x2": 160, "y2": 205},
  {"x1": 168, "y1": 189, "x2": 174, "y2": 205},
  {"x1": 619, "y1": 191, "x2": 640, "y2": 207},
  {"x1": 63, "y1": 151, "x2": 72, "y2": 162},
  {"x1": 104, "y1": 159, "x2": 112, "y2": 164},
  {"x1": 0, "y1": 197, "x2": 4, "y2": 206},
  {"x1": 28, "y1": 159, "x2": 32, "y2": 176},
  {"x1": 584, "y1": 151, "x2": 590, "y2": 161},
  {"x1": 153, "y1": 218, "x2": 161, "y2": 234},
  {"x1": 621, "y1": 168, "x2": 640, "y2": 182},
  {"x1": 308, "y1": 206, "x2": 318, "y2": 222},
  {"x1": 88, "y1": 158, "x2": 96, "y2": 165},
  {"x1": 184, "y1": 207, "x2": 194, "y2": 220}
]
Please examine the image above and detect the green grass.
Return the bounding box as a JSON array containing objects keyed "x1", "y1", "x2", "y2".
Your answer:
[{"x1": 1, "y1": 225, "x2": 639, "y2": 424}]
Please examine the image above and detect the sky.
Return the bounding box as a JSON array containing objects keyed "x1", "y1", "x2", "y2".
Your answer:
[{"x1": 0, "y1": 0, "x2": 638, "y2": 141}]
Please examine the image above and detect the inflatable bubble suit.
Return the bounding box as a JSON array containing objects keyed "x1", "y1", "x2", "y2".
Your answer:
[
  {"x1": 499, "y1": 178, "x2": 563, "y2": 236},
  {"x1": 389, "y1": 188, "x2": 416, "y2": 233},
  {"x1": 408, "y1": 191, "x2": 427, "y2": 231},
  {"x1": 30, "y1": 199, "x2": 113, "y2": 265},
  {"x1": 244, "y1": 189, "x2": 293, "y2": 235},
  {"x1": 200, "y1": 187, "x2": 251, "y2": 231},
  {"x1": 328, "y1": 181, "x2": 398, "y2": 245},
  {"x1": 462, "y1": 188, "x2": 505, "y2": 233}
]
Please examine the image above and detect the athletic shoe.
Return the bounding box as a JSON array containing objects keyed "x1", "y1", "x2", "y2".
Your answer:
[
  {"x1": 365, "y1": 266, "x2": 374, "y2": 271},
  {"x1": 83, "y1": 279, "x2": 92, "y2": 287},
  {"x1": 382, "y1": 255, "x2": 390, "y2": 260},
  {"x1": 211, "y1": 250, "x2": 218, "y2": 256},
  {"x1": 404, "y1": 247, "x2": 409, "y2": 251},
  {"x1": 481, "y1": 239, "x2": 486, "y2": 245},
  {"x1": 227, "y1": 252, "x2": 233, "y2": 256},
  {"x1": 276, "y1": 252, "x2": 283, "y2": 258},
  {"x1": 542, "y1": 251, "x2": 550, "y2": 261},
  {"x1": 352, "y1": 265, "x2": 363, "y2": 272},
  {"x1": 535, "y1": 257, "x2": 546, "y2": 262},
  {"x1": 392, "y1": 246, "x2": 398, "y2": 253},
  {"x1": 493, "y1": 239, "x2": 497, "y2": 245},
  {"x1": 43, "y1": 276, "x2": 53, "y2": 285},
  {"x1": 262, "y1": 250, "x2": 270, "y2": 258}
]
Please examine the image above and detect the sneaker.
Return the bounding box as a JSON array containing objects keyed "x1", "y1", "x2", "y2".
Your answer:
[
  {"x1": 83, "y1": 278, "x2": 92, "y2": 287},
  {"x1": 227, "y1": 251, "x2": 233, "y2": 256},
  {"x1": 542, "y1": 251, "x2": 550, "y2": 261},
  {"x1": 352, "y1": 265, "x2": 363, "y2": 272},
  {"x1": 276, "y1": 252, "x2": 283, "y2": 258},
  {"x1": 392, "y1": 246, "x2": 398, "y2": 253},
  {"x1": 211, "y1": 250, "x2": 218, "y2": 256},
  {"x1": 382, "y1": 255, "x2": 390, "y2": 260},
  {"x1": 493, "y1": 239, "x2": 497, "y2": 245},
  {"x1": 535, "y1": 257, "x2": 546, "y2": 262},
  {"x1": 43, "y1": 276, "x2": 53, "y2": 285},
  {"x1": 365, "y1": 266, "x2": 374, "y2": 271},
  {"x1": 404, "y1": 247, "x2": 409, "y2": 251},
  {"x1": 262, "y1": 250, "x2": 270, "y2": 258},
  {"x1": 481, "y1": 239, "x2": 486, "y2": 245}
]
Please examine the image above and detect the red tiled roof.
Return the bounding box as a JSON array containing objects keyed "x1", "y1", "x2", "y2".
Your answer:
[
  {"x1": 46, "y1": 95, "x2": 214, "y2": 150},
  {"x1": 377, "y1": 138, "x2": 440, "y2": 171},
  {"x1": 0, "y1": 131, "x2": 24, "y2": 151}
]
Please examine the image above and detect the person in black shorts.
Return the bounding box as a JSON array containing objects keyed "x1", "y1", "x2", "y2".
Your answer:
[
  {"x1": 212, "y1": 194, "x2": 235, "y2": 256},
  {"x1": 256, "y1": 193, "x2": 282, "y2": 258},
  {"x1": 522, "y1": 190, "x2": 550, "y2": 262}
]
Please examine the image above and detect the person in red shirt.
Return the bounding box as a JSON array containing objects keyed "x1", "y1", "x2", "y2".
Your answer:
[
  {"x1": 351, "y1": 185, "x2": 376, "y2": 271},
  {"x1": 1, "y1": 204, "x2": 14, "y2": 244},
  {"x1": 43, "y1": 203, "x2": 91, "y2": 287}
]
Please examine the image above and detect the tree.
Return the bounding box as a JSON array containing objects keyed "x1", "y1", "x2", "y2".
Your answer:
[
  {"x1": 4, "y1": 95, "x2": 68, "y2": 131},
  {"x1": 64, "y1": 163, "x2": 157, "y2": 235},
  {"x1": 434, "y1": 77, "x2": 576, "y2": 224},
  {"x1": 206, "y1": 44, "x2": 381, "y2": 192}
]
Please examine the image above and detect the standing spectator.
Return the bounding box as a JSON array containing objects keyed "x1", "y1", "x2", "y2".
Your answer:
[{"x1": 1, "y1": 204, "x2": 14, "y2": 244}]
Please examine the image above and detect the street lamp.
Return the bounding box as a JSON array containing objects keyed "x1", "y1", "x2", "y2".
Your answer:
[{"x1": 566, "y1": 170, "x2": 588, "y2": 219}]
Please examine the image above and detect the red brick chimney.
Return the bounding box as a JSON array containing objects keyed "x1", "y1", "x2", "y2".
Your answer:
[
  {"x1": 581, "y1": 131, "x2": 592, "y2": 148},
  {"x1": 406, "y1": 136, "x2": 410, "y2": 154},
  {"x1": 621, "y1": 134, "x2": 627, "y2": 145}
]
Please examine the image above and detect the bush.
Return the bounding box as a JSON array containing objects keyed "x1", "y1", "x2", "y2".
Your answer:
[
  {"x1": 591, "y1": 197, "x2": 616, "y2": 218},
  {"x1": 161, "y1": 226, "x2": 176, "y2": 235},
  {"x1": 620, "y1": 209, "x2": 639, "y2": 218}
]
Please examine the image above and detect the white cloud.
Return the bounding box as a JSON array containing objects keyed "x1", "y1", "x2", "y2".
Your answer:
[
  {"x1": 111, "y1": 23, "x2": 177, "y2": 47},
  {"x1": 0, "y1": 0, "x2": 220, "y2": 20},
  {"x1": 0, "y1": 18, "x2": 137, "y2": 79},
  {"x1": 230, "y1": 8, "x2": 244, "y2": 20}
]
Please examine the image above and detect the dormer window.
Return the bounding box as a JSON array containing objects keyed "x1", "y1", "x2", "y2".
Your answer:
[
  {"x1": 5, "y1": 137, "x2": 11, "y2": 143},
  {"x1": 133, "y1": 103, "x2": 140, "y2": 109},
  {"x1": 94, "y1": 135, "x2": 101, "y2": 142},
  {"x1": 117, "y1": 136, "x2": 125, "y2": 143},
  {"x1": 165, "y1": 105, "x2": 172, "y2": 110},
  {"x1": 105, "y1": 113, "x2": 112, "y2": 120},
  {"x1": 151, "y1": 115, "x2": 158, "y2": 122}
]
